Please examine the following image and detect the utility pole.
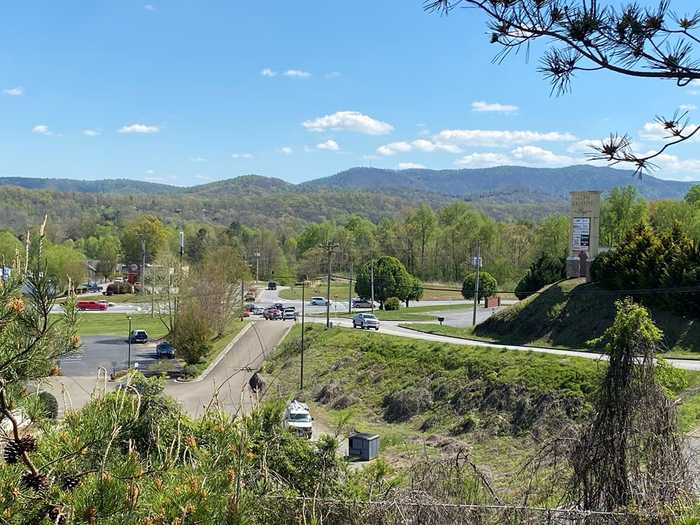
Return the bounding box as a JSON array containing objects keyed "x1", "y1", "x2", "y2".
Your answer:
[
  {"x1": 254, "y1": 252, "x2": 261, "y2": 283},
  {"x1": 370, "y1": 256, "x2": 375, "y2": 313},
  {"x1": 141, "y1": 239, "x2": 146, "y2": 296},
  {"x1": 127, "y1": 315, "x2": 132, "y2": 370},
  {"x1": 299, "y1": 277, "x2": 306, "y2": 390},
  {"x1": 472, "y1": 240, "x2": 482, "y2": 327},
  {"x1": 240, "y1": 279, "x2": 245, "y2": 320},
  {"x1": 319, "y1": 241, "x2": 339, "y2": 329},
  {"x1": 150, "y1": 264, "x2": 155, "y2": 318},
  {"x1": 348, "y1": 261, "x2": 353, "y2": 314}
]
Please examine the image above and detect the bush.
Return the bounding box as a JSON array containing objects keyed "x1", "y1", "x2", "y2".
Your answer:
[
  {"x1": 383, "y1": 386, "x2": 432, "y2": 422},
  {"x1": 37, "y1": 391, "x2": 58, "y2": 420},
  {"x1": 461, "y1": 272, "x2": 498, "y2": 301},
  {"x1": 384, "y1": 297, "x2": 401, "y2": 311},
  {"x1": 514, "y1": 253, "x2": 566, "y2": 300}
]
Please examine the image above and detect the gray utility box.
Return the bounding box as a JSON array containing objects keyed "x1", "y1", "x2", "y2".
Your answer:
[{"x1": 348, "y1": 433, "x2": 379, "y2": 461}]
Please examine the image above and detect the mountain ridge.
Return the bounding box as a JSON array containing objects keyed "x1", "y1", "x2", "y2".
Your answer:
[{"x1": 1, "y1": 165, "x2": 694, "y2": 202}]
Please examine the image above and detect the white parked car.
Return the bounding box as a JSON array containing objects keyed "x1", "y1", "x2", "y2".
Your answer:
[
  {"x1": 283, "y1": 400, "x2": 313, "y2": 438},
  {"x1": 352, "y1": 313, "x2": 380, "y2": 330},
  {"x1": 310, "y1": 296, "x2": 329, "y2": 306}
]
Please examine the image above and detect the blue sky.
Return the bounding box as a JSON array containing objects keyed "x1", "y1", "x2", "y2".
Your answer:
[{"x1": 0, "y1": 0, "x2": 698, "y2": 185}]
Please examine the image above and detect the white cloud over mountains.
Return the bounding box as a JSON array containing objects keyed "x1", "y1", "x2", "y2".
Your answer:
[
  {"x1": 316, "y1": 139, "x2": 340, "y2": 151},
  {"x1": 434, "y1": 129, "x2": 576, "y2": 147},
  {"x1": 303, "y1": 111, "x2": 394, "y2": 135},
  {"x1": 3, "y1": 87, "x2": 23, "y2": 96},
  {"x1": 455, "y1": 146, "x2": 574, "y2": 168}
]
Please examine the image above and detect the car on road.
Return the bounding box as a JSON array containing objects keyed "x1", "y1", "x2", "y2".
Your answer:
[
  {"x1": 129, "y1": 330, "x2": 149, "y2": 344},
  {"x1": 352, "y1": 313, "x2": 380, "y2": 330},
  {"x1": 310, "y1": 296, "x2": 329, "y2": 306},
  {"x1": 352, "y1": 298, "x2": 378, "y2": 309},
  {"x1": 263, "y1": 307, "x2": 282, "y2": 320},
  {"x1": 267, "y1": 281, "x2": 277, "y2": 291},
  {"x1": 273, "y1": 302, "x2": 285, "y2": 311},
  {"x1": 77, "y1": 300, "x2": 108, "y2": 311},
  {"x1": 283, "y1": 307, "x2": 297, "y2": 321},
  {"x1": 252, "y1": 305, "x2": 265, "y2": 315},
  {"x1": 156, "y1": 341, "x2": 176, "y2": 358},
  {"x1": 283, "y1": 400, "x2": 313, "y2": 439}
]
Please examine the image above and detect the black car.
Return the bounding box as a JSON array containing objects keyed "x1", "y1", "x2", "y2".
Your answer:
[
  {"x1": 267, "y1": 281, "x2": 277, "y2": 291},
  {"x1": 156, "y1": 341, "x2": 175, "y2": 358},
  {"x1": 129, "y1": 330, "x2": 149, "y2": 344}
]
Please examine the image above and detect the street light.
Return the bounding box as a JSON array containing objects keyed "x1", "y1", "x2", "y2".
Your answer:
[{"x1": 126, "y1": 315, "x2": 132, "y2": 370}]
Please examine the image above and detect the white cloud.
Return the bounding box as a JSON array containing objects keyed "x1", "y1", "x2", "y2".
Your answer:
[
  {"x1": 376, "y1": 138, "x2": 462, "y2": 157},
  {"x1": 32, "y1": 124, "x2": 52, "y2": 136},
  {"x1": 471, "y1": 101, "x2": 519, "y2": 113},
  {"x1": 190, "y1": 156, "x2": 207, "y2": 162},
  {"x1": 82, "y1": 129, "x2": 100, "y2": 137},
  {"x1": 454, "y1": 146, "x2": 575, "y2": 168},
  {"x1": 435, "y1": 129, "x2": 577, "y2": 147},
  {"x1": 279, "y1": 147, "x2": 293, "y2": 155},
  {"x1": 510, "y1": 145, "x2": 574, "y2": 166},
  {"x1": 261, "y1": 68, "x2": 277, "y2": 77},
  {"x1": 398, "y1": 162, "x2": 426, "y2": 170},
  {"x1": 639, "y1": 121, "x2": 668, "y2": 141},
  {"x1": 567, "y1": 139, "x2": 601, "y2": 154},
  {"x1": 144, "y1": 4, "x2": 156, "y2": 11},
  {"x1": 118, "y1": 123, "x2": 159, "y2": 134},
  {"x1": 145, "y1": 169, "x2": 155, "y2": 175},
  {"x1": 317, "y1": 139, "x2": 340, "y2": 151},
  {"x1": 411, "y1": 139, "x2": 461, "y2": 154},
  {"x1": 376, "y1": 142, "x2": 413, "y2": 156},
  {"x1": 3, "y1": 87, "x2": 23, "y2": 96},
  {"x1": 680, "y1": 104, "x2": 697, "y2": 112},
  {"x1": 454, "y1": 152, "x2": 512, "y2": 168},
  {"x1": 232, "y1": 153, "x2": 253, "y2": 159},
  {"x1": 283, "y1": 69, "x2": 311, "y2": 78},
  {"x1": 303, "y1": 111, "x2": 394, "y2": 135}
]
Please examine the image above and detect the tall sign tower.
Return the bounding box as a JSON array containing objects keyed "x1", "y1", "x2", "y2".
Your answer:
[{"x1": 566, "y1": 191, "x2": 601, "y2": 280}]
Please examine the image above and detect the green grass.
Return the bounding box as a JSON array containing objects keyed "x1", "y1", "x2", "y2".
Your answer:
[
  {"x1": 280, "y1": 283, "x2": 350, "y2": 302},
  {"x1": 475, "y1": 279, "x2": 700, "y2": 356},
  {"x1": 63, "y1": 313, "x2": 170, "y2": 338}
]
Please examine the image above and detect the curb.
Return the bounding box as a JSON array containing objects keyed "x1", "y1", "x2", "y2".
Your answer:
[{"x1": 179, "y1": 322, "x2": 253, "y2": 384}]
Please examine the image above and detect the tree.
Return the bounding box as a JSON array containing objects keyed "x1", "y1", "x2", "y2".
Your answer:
[
  {"x1": 569, "y1": 299, "x2": 691, "y2": 512},
  {"x1": 171, "y1": 301, "x2": 212, "y2": 365},
  {"x1": 461, "y1": 272, "x2": 498, "y2": 302},
  {"x1": 121, "y1": 214, "x2": 169, "y2": 265},
  {"x1": 410, "y1": 203, "x2": 437, "y2": 274},
  {"x1": 95, "y1": 235, "x2": 121, "y2": 280},
  {"x1": 600, "y1": 187, "x2": 647, "y2": 247},
  {"x1": 44, "y1": 243, "x2": 87, "y2": 291},
  {"x1": 427, "y1": 0, "x2": 700, "y2": 175},
  {"x1": 355, "y1": 256, "x2": 413, "y2": 308},
  {"x1": 533, "y1": 215, "x2": 569, "y2": 258},
  {"x1": 686, "y1": 185, "x2": 700, "y2": 207},
  {"x1": 0, "y1": 231, "x2": 21, "y2": 267},
  {"x1": 514, "y1": 253, "x2": 566, "y2": 300}
]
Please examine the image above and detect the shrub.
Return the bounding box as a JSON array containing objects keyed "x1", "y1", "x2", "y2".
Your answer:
[
  {"x1": 37, "y1": 392, "x2": 58, "y2": 420},
  {"x1": 514, "y1": 253, "x2": 566, "y2": 300},
  {"x1": 383, "y1": 386, "x2": 432, "y2": 422},
  {"x1": 461, "y1": 272, "x2": 498, "y2": 301},
  {"x1": 384, "y1": 297, "x2": 401, "y2": 311}
]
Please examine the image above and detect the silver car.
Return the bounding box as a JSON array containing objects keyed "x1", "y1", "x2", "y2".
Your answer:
[{"x1": 352, "y1": 313, "x2": 380, "y2": 330}]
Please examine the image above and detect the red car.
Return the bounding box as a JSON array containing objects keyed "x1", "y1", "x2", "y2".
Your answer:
[{"x1": 77, "y1": 300, "x2": 108, "y2": 311}]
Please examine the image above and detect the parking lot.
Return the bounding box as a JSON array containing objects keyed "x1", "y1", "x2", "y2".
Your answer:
[{"x1": 59, "y1": 336, "x2": 160, "y2": 377}]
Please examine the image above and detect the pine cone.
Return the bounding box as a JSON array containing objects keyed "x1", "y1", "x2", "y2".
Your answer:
[
  {"x1": 18, "y1": 434, "x2": 37, "y2": 453},
  {"x1": 48, "y1": 506, "x2": 66, "y2": 524},
  {"x1": 21, "y1": 472, "x2": 49, "y2": 492},
  {"x1": 3, "y1": 440, "x2": 22, "y2": 464},
  {"x1": 60, "y1": 474, "x2": 81, "y2": 491}
]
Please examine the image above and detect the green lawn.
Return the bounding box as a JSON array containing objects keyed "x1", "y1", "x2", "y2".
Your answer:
[
  {"x1": 65, "y1": 313, "x2": 170, "y2": 338},
  {"x1": 279, "y1": 283, "x2": 350, "y2": 302}
]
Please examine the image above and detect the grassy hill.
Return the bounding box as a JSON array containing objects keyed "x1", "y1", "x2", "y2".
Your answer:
[
  {"x1": 475, "y1": 279, "x2": 700, "y2": 355},
  {"x1": 264, "y1": 325, "x2": 700, "y2": 501}
]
